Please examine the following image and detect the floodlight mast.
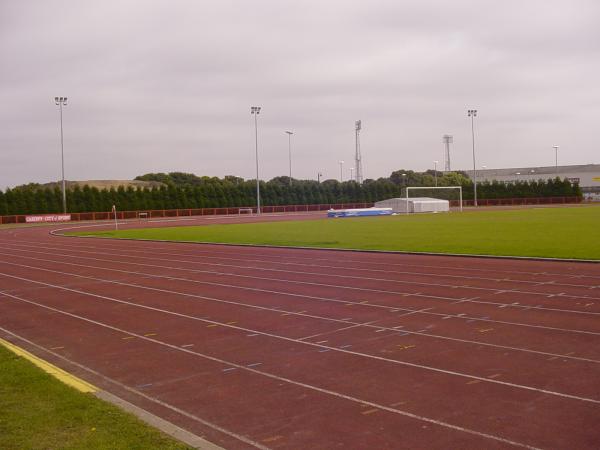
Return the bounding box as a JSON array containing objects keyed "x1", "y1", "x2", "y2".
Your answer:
[
  {"x1": 442, "y1": 134, "x2": 453, "y2": 171},
  {"x1": 553, "y1": 145, "x2": 559, "y2": 176},
  {"x1": 55, "y1": 96, "x2": 68, "y2": 213},
  {"x1": 339, "y1": 160, "x2": 344, "y2": 182},
  {"x1": 251, "y1": 106, "x2": 261, "y2": 214},
  {"x1": 354, "y1": 120, "x2": 363, "y2": 183},
  {"x1": 285, "y1": 131, "x2": 293, "y2": 185},
  {"x1": 467, "y1": 109, "x2": 478, "y2": 207}
]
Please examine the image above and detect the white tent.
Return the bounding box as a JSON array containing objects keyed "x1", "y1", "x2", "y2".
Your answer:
[{"x1": 374, "y1": 197, "x2": 449, "y2": 213}]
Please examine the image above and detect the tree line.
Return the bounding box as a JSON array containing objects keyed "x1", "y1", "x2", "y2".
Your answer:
[{"x1": 0, "y1": 171, "x2": 581, "y2": 216}]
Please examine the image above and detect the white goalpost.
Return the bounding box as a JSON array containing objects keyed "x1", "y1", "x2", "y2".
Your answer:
[{"x1": 404, "y1": 186, "x2": 463, "y2": 214}]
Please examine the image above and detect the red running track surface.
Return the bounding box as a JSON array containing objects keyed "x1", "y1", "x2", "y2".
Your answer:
[{"x1": 1, "y1": 212, "x2": 600, "y2": 449}]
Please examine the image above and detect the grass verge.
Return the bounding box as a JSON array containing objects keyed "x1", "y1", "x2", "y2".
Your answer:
[
  {"x1": 0, "y1": 344, "x2": 191, "y2": 450},
  {"x1": 69, "y1": 205, "x2": 600, "y2": 260}
]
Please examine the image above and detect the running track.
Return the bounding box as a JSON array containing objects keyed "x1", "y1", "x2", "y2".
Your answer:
[{"x1": 1, "y1": 213, "x2": 599, "y2": 449}]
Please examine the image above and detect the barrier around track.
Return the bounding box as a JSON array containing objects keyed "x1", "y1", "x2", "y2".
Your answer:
[
  {"x1": 0, "y1": 202, "x2": 372, "y2": 225},
  {"x1": 0, "y1": 197, "x2": 584, "y2": 225}
]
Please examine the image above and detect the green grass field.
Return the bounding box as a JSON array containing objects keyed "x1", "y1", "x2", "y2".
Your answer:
[
  {"x1": 71, "y1": 205, "x2": 600, "y2": 260},
  {"x1": 0, "y1": 345, "x2": 191, "y2": 450}
]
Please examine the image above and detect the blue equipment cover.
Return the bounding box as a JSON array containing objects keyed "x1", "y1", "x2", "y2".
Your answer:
[{"x1": 327, "y1": 207, "x2": 393, "y2": 218}]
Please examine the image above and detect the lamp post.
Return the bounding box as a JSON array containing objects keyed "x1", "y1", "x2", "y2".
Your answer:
[
  {"x1": 251, "y1": 106, "x2": 261, "y2": 214},
  {"x1": 339, "y1": 160, "x2": 344, "y2": 182},
  {"x1": 553, "y1": 145, "x2": 559, "y2": 176},
  {"x1": 350, "y1": 167, "x2": 354, "y2": 181},
  {"x1": 54, "y1": 96, "x2": 68, "y2": 213},
  {"x1": 433, "y1": 160, "x2": 438, "y2": 187},
  {"x1": 285, "y1": 131, "x2": 293, "y2": 185},
  {"x1": 468, "y1": 109, "x2": 478, "y2": 206}
]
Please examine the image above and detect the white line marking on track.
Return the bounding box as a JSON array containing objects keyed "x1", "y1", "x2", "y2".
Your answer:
[
  {"x1": 1, "y1": 282, "x2": 598, "y2": 404},
  {"x1": 0, "y1": 298, "x2": 544, "y2": 449},
  {"x1": 1, "y1": 262, "x2": 599, "y2": 364}
]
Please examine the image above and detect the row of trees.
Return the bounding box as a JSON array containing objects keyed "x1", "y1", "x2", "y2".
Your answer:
[{"x1": 0, "y1": 171, "x2": 581, "y2": 216}]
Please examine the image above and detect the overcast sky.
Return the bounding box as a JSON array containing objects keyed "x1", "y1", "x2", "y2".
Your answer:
[{"x1": 1, "y1": 0, "x2": 599, "y2": 188}]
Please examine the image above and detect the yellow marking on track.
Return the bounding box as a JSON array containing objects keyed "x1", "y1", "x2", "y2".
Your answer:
[
  {"x1": 478, "y1": 328, "x2": 494, "y2": 333},
  {"x1": 206, "y1": 324, "x2": 218, "y2": 328},
  {"x1": 121, "y1": 336, "x2": 135, "y2": 340},
  {"x1": 361, "y1": 408, "x2": 379, "y2": 415},
  {"x1": 466, "y1": 380, "x2": 481, "y2": 385},
  {"x1": 143, "y1": 333, "x2": 157, "y2": 337},
  {"x1": 0, "y1": 338, "x2": 97, "y2": 393},
  {"x1": 262, "y1": 435, "x2": 283, "y2": 443},
  {"x1": 50, "y1": 346, "x2": 64, "y2": 350},
  {"x1": 397, "y1": 344, "x2": 416, "y2": 350},
  {"x1": 487, "y1": 373, "x2": 502, "y2": 379}
]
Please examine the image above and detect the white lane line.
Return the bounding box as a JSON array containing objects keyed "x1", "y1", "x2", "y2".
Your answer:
[
  {"x1": 10, "y1": 235, "x2": 600, "y2": 282},
  {"x1": 1, "y1": 281, "x2": 599, "y2": 405},
  {"x1": 0, "y1": 326, "x2": 269, "y2": 450},
  {"x1": 2, "y1": 241, "x2": 559, "y2": 287},
  {"x1": 1, "y1": 261, "x2": 599, "y2": 364},
  {"x1": 3, "y1": 245, "x2": 599, "y2": 315},
  {"x1": 0, "y1": 294, "x2": 545, "y2": 450},
  {"x1": 1, "y1": 250, "x2": 600, "y2": 330},
  {"x1": 298, "y1": 321, "x2": 377, "y2": 341}
]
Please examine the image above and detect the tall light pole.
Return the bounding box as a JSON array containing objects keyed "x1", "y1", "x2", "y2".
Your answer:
[
  {"x1": 433, "y1": 160, "x2": 438, "y2": 187},
  {"x1": 55, "y1": 96, "x2": 68, "y2": 213},
  {"x1": 339, "y1": 160, "x2": 344, "y2": 182},
  {"x1": 553, "y1": 145, "x2": 559, "y2": 176},
  {"x1": 285, "y1": 131, "x2": 293, "y2": 185},
  {"x1": 251, "y1": 106, "x2": 261, "y2": 214},
  {"x1": 350, "y1": 167, "x2": 354, "y2": 181},
  {"x1": 317, "y1": 172, "x2": 322, "y2": 183},
  {"x1": 468, "y1": 109, "x2": 478, "y2": 206}
]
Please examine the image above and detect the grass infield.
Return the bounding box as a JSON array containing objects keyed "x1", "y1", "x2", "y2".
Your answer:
[
  {"x1": 71, "y1": 205, "x2": 600, "y2": 260},
  {"x1": 0, "y1": 344, "x2": 191, "y2": 450}
]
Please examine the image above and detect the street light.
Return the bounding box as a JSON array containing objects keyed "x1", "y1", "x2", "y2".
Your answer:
[
  {"x1": 54, "y1": 96, "x2": 68, "y2": 213},
  {"x1": 433, "y1": 160, "x2": 438, "y2": 187},
  {"x1": 467, "y1": 109, "x2": 478, "y2": 206},
  {"x1": 251, "y1": 106, "x2": 261, "y2": 214},
  {"x1": 285, "y1": 131, "x2": 293, "y2": 185},
  {"x1": 339, "y1": 160, "x2": 344, "y2": 182},
  {"x1": 553, "y1": 145, "x2": 559, "y2": 176}
]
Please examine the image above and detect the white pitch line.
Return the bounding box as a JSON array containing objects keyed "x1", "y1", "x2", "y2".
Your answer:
[
  {"x1": 1, "y1": 259, "x2": 600, "y2": 364},
  {"x1": 0, "y1": 296, "x2": 544, "y2": 449},
  {"x1": 1, "y1": 279, "x2": 599, "y2": 405}
]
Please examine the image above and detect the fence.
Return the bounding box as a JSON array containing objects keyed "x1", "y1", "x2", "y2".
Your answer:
[
  {"x1": 0, "y1": 197, "x2": 584, "y2": 225},
  {"x1": 0, "y1": 202, "x2": 372, "y2": 225}
]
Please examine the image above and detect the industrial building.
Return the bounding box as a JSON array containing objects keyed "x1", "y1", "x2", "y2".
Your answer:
[{"x1": 459, "y1": 164, "x2": 600, "y2": 200}]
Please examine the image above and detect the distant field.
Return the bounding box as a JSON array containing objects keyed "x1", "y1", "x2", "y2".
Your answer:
[{"x1": 70, "y1": 205, "x2": 600, "y2": 260}]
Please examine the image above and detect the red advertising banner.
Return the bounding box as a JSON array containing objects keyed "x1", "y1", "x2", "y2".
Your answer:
[{"x1": 25, "y1": 214, "x2": 72, "y2": 223}]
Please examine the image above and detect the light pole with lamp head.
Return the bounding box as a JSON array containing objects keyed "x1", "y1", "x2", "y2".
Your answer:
[
  {"x1": 251, "y1": 106, "x2": 261, "y2": 214},
  {"x1": 55, "y1": 96, "x2": 68, "y2": 213},
  {"x1": 285, "y1": 131, "x2": 293, "y2": 185},
  {"x1": 468, "y1": 109, "x2": 478, "y2": 206}
]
